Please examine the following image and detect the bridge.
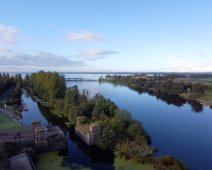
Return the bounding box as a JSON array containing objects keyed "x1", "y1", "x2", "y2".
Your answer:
[{"x1": 65, "y1": 78, "x2": 97, "y2": 81}]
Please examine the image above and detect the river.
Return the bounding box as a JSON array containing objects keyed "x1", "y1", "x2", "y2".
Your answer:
[{"x1": 20, "y1": 74, "x2": 212, "y2": 170}]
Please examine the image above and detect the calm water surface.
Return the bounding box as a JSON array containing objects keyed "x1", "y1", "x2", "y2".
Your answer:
[
  {"x1": 67, "y1": 81, "x2": 212, "y2": 170},
  {"x1": 20, "y1": 77, "x2": 212, "y2": 170}
]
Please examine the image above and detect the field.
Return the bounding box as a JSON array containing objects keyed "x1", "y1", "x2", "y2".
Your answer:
[
  {"x1": 0, "y1": 112, "x2": 20, "y2": 129},
  {"x1": 197, "y1": 79, "x2": 212, "y2": 104}
]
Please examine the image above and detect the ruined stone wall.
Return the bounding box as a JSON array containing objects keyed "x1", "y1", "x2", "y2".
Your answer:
[
  {"x1": 75, "y1": 126, "x2": 91, "y2": 145},
  {"x1": 75, "y1": 118, "x2": 101, "y2": 146}
]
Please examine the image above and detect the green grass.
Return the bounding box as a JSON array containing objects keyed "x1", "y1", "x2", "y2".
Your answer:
[
  {"x1": 200, "y1": 89, "x2": 212, "y2": 100},
  {"x1": 114, "y1": 158, "x2": 155, "y2": 170},
  {"x1": 0, "y1": 112, "x2": 20, "y2": 128},
  {"x1": 36, "y1": 152, "x2": 92, "y2": 170},
  {"x1": 203, "y1": 91, "x2": 212, "y2": 99}
]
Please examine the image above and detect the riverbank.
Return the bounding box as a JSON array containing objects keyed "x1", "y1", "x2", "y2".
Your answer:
[
  {"x1": 36, "y1": 152, "x2": 92, "y2": 170},
  {"x1": 0, "y1": 111, "x2": 20, "y2": 128},
  {"x1": 114, "y1": 157, "x2": 154, "y2": 170},
  {"x1": 180, "y1": 92, "x2": 212, "y2": 107},
  {"x1": 101, "y1": 76, "x2": 212, "y2": 107},
  {"x1": 36, "y1": 151, "x2": 155, "y2": 170}
]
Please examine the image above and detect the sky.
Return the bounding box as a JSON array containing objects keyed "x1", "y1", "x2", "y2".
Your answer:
[{"x1": 0, "y1": 0, "x2": 212, "y2": 72}]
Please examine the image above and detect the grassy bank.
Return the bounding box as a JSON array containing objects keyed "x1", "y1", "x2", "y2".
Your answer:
[
  {"x1": 114, "y1": 157, "x2": 154, "y2": 170},
  {"x1": 36, "y1": 152, "x2": 92, "y2": 170},
  {"x1": 0, "y1": 112, "x2": 20, "y2": 128},
  {"x1": 36, "y1": 152, "x2": 155, "y2": 170}
]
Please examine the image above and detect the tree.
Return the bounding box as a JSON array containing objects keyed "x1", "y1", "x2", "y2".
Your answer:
[
  {"x1": 64, "y1": 86, "x2": 79, "y2": 106},
  {"x1": 97, "y1": 126, "x2": 116, "y2": 150},
  {"x1": 192, "y1": 83, "x2": 205, "y2": 95}
]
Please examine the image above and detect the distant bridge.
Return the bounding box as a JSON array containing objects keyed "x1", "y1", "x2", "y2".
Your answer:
[{"x1": 65, "y1": 78, "x2": 98, "y2": 81}]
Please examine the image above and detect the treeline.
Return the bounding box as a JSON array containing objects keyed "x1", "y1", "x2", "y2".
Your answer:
[
  {"x1": 25, "y1": 71, "x2": 66, "y2": 105},
  {"x1": 102, "y1": 75, "x2": 205, "y2": 100},
  {"x1": 25, "y1": 71, "x2": 187, "y2": 170},
  {"x1": 0, "y1": 73, "x2": 23, "y2": 105}
]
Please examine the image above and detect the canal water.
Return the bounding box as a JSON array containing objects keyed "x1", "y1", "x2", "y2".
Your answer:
[{"x1": 20, "y1": 75, "x2": 212, "y2": 170}]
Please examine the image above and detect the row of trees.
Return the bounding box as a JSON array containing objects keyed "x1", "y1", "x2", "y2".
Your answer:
[
  {"x1": 103, "y1": 75, "x2": 205, "y2": 99},
  {"x1": 25, "y1": 71, "x2": 66, "y2": 105},
  {"x1": 0, "y1": 73, "x2": 23, "y2": 105},
  {"x1": 0, "y1": 73, "x2": 21, "y2": 94}
]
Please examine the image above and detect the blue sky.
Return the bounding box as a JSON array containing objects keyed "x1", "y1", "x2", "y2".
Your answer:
[{"x1": 0, "y1": 0, "x2": 212, "y2": 72}]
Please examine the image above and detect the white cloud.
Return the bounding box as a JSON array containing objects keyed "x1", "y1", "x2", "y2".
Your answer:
[
  {"x1": 0, "y1": 24, "x2": 20, "y2": 48},
  {"x1": 0, "y1": 50, "x2": 83, "y2": 67},
  {"x1": 78, "y1": 48, "x2": 118, "y2": 60},
  {"x1": 67, "y1": 31, "x2": 104, "y2": 42}
]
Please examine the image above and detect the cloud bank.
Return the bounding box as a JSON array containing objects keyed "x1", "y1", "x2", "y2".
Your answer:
[{"x1": 0, "y1": 50, "x2": 83, "y2": 67}]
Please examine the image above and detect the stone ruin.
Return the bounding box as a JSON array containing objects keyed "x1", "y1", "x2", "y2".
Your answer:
[
  {"x1": 34, "y1": 125, "x2": 67, "y2": 152},
  {"x1": 75, "y1": 116, "x2": 101, "y2": 146}
]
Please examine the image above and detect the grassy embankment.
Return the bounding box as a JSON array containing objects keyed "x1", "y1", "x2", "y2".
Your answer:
[
  {"x1": 0, "y1": 93, "x2": 20, "y2": 129},
  {"x1": 179, "y1": 78, "x2": 212, "y2": 106},
  {"x1": 114, "y1": 157, "x2": 154, "y2": 170},
  {"x1": 0, "y1": 111, "x2": 20, "y2": 128},
  {"x1": 36, "y1": 152, "x2": 154, "y2": 170},
  {"x1": 36, "y1": 152, "x2": 92, "y2": 170}
]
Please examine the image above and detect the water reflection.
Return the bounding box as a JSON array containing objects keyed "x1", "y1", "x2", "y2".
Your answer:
[
  {"x1": 126, "y1": 86, "x2": 205, "y2": 113},
  {"x1": 188, "y1": 101, "x2": 203, "y2": 113}
]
